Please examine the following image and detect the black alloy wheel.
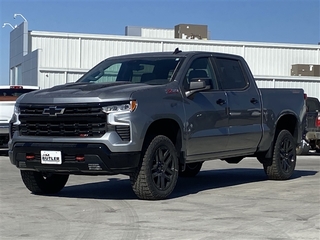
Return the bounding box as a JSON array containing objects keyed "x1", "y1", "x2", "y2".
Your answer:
[
  {"x1": 131, "y1": 135, "x2": 179, "y2": 200},
  {"x1": 151, "y1": 145, "x2": 176, "y2": 190},
  {"x1": 264, "y1": 130, "x2": 296, "y2": 180}
]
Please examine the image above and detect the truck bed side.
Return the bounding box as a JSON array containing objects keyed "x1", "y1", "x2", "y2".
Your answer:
[{"x1": 257, "y1": 88, "x2": 306, "y2": 152}]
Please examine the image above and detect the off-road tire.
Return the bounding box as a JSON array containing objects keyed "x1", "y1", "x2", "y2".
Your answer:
[
  {"x1": 21, "y1": 170, "x2": 69, "y2": 194},
  {"x1": 130, "y1": 135, "x2": 179, "y2": 200},
  {"x1": 264, "y1": 130, "x2": 296, "y2": 180},
  {"x1": 179, "y1": 162, "x2": 203, "y2": 177}
]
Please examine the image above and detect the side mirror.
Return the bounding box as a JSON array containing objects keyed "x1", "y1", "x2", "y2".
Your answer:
[
  {"x1": 186, "y1": 78, "x2": 211, "y2": 97},
  {"x1": 189, "y1": 79, "x2": 206, "y2": 90}
]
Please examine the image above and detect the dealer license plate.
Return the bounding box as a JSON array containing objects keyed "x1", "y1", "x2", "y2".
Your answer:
[{"x1": 41, "y1": 151, "x2": 62, "y2": 164}]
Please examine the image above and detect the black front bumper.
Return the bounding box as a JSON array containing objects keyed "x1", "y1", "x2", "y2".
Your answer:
[
  {"x1": 9, "y1": 142, "x2": 141, "y2": 175},
  {"x1": 0, "y1": 123, "x2": 9, "y2": 149}
]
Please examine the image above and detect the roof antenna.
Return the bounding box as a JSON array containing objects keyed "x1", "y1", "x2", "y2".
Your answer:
[{"x1": 173, "y1": 48, "x2": 182, "y2": 54}]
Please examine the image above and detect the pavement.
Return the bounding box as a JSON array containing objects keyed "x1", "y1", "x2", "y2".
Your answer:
[{"x1": 0, "y1": 151, "x2": 319, "y2": 240}]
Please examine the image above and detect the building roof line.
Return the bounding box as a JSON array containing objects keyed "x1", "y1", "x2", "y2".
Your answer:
[{"x1": 29, "y1": 30, "x2": 320, "y2": 50}]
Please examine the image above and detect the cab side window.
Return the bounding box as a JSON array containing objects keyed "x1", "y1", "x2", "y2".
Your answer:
[
  {"x1": 215, "y1": 57, "x2": 248, "y2": 90},
  {"x1": 184, "y1": 57, "x2": 218, "y2": 90}
]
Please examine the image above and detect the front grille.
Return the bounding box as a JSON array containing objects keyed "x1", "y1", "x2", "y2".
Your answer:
[
  {"x1": 19, "y1": 105, "x2": 107, "y2": 137},
  {"x1": 10, "y1": 124, "x2": 18, "y2": 139},
  {"x1": 0, "y1": 135, "x2": 9, "y2": 146}
]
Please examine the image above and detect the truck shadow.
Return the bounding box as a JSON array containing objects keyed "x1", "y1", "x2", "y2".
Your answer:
[
  {"x1": 305, "y1": 151, "x2": 320, "y2": 156},
  {"x1": 172, "y1": 168, "x2": 316, "y2": 199},
  {"x1": 57, "y1": 168, "x2": 317, "y2": 200}
]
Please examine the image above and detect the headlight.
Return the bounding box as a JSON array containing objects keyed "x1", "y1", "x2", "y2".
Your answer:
[
  {"x1": 12, "y1": 105, "x2": 21, "y2": 125},
  {"x1": 14, "y1": 105, "x2": 20, "y2": 115},
  {"x1": 102, "y1": 100, "x2": 137, "y2": 113}
]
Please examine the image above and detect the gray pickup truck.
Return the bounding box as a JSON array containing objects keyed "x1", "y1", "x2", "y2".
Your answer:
[{"x1": 9, "y1": 50, "x2": 306, "y2": 200}]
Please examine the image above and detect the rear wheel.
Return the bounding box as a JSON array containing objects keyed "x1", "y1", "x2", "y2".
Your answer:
[
  {"x1": 296, "y1": 146, "x2": 303, "y2": 155},
  {"x1": 263, "y1": 130, "x2": 296, "y2": 180},
  {"x1": 296, "y1": 141, "x2": 310, "y2": 155},
  {"x1": 296, "y1": 145, "x2": 310, "y2": 155},
  {"x1": 179, "y1": 162, "x2": 203, "y2": 177},
  {"x1": 130, "y1": 135, "x2": 179, "y2": 200},
  {"x1": 20, "y1": 170, "x2": 69, "y2": 194}
]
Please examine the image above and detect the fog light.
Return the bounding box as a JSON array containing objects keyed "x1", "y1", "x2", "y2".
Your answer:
[
  {"x1": 75, "y1": 155, "x2": 85, "y2": 162},
  {"x1": 26, "y1": 153, "x2": 35, "y2": 160}
]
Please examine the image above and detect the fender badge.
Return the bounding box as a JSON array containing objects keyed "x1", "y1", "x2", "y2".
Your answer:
[{"x1": 165, "y1": 89, "x2": 180, "y2": 94}]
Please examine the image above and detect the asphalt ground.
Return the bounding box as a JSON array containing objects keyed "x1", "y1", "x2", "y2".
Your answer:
[{"x1": 0, "y1": 151, "x2": 319, "y2": 240}]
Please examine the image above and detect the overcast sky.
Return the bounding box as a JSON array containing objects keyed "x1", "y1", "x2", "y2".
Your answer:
[{"x1": 0, "y1": 0, "x2": 319, "y2": 85}]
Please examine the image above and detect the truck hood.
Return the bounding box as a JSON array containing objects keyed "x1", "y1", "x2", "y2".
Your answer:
[{"x1": 17, "y1": 82, "x2": 153, "y2": 104}]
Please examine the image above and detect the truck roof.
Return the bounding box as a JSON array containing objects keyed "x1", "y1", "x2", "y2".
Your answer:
[{"x1": 107, "y1": 50, "x2": 242, "y2": 60}]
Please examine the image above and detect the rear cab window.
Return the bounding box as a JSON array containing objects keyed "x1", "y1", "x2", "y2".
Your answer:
[
  {"x1": 0, "y1": 87, "x2": 38, "y2": 101},
  {"x1": 306, "y1": 98, "x2": 320, "y2": 112}
]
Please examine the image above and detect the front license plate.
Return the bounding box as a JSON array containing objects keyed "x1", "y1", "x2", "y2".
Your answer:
[{"x1": 41, "y1": 151, "x2": 62, "y2": 165}]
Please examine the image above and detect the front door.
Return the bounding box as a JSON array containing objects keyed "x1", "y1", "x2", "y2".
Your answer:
[{"x1": 183, "y1": 56, "x2": 229, "y2": 158}]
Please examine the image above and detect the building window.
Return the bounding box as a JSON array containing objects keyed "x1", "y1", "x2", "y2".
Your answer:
[
  {"x1": 10, "y1": 68, "x2": 14, "y2": 85},
  {"x1": 16, "y1": 65, "x2": 22, "y2": 85},
  {"x1": 10, "y1": 65, "x2": 22, "y2": 85}
]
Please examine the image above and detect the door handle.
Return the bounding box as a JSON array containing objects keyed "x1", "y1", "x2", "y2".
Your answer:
[
  {"x1": 216, "y1": 99, "x2": 226, "y2": 105},
  {"x1": 250, "y1": 98, "x2": 258, "y2": 104}
]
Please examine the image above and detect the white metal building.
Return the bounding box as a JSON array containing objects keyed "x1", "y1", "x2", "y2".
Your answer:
[{"x1": 9, "y1": 22, "x2": 320, "y2": 99}]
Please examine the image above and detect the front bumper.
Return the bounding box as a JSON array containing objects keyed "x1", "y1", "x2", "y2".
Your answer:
[
  {"x1": 0, "y1": 123, "x2": 9, "y2": 149},
  {"x1": 0, "y1": 123, "x2": 9, "y2": 135},
  {"x1": 9, "y1": 142, "x2": 141, "y2": 175}
]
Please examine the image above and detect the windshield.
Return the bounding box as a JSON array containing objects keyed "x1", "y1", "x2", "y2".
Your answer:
[{"x1": 77, "y1": 57, "x2": 184, "y2": 85}]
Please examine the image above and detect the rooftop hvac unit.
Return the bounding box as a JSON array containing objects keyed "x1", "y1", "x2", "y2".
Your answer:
[{"x1": 174, "y1": 24, "x2": 208, "y2": 40}]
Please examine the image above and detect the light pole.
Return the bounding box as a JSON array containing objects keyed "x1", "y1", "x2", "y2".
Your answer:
[
  {"x1": 13, "y1": 13, "x2": 28, "y2": 22},
  {"x1": 2, "y1": 23, "x2": 15, "y2": 29}
]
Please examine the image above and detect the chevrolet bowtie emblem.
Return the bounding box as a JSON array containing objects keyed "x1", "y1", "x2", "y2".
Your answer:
[{"x1": 43, "y1": 107, "x2": 65, "y2": 116}]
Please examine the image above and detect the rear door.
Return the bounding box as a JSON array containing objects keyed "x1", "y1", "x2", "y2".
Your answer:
[{"x1": 213, "y1": 57, "x2": 262, "y2": 153}]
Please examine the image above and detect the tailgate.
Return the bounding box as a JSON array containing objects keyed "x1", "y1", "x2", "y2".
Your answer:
[{"x1": 306, "y1": 112, "x2": 320, "y2": 131}]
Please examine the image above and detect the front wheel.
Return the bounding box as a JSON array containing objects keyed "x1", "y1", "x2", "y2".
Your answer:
[
  {"x1": 21, "y1": 170, "x2": 69, "y2": 194},
  {"x1": 264, "y1": 130, "x2": 296, "y2": 180},
  {"x1": 130, "y1": 135, "x2": 179, "y2": 200}
]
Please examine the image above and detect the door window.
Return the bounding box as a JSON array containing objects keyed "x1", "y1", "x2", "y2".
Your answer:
[
  {"x1": 184, "y1": 57, "x2": 218, "y2": 90},
  {"x1": 215, "y1": 58, "x2": 248, "y2": 90}
]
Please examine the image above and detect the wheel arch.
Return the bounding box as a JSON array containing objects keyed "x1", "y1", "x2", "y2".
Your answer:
[
  {"x1": 275, "y1": 113, "x2": 299, "y2": 142},
  {"x1": 261, "y1": 113, "x2": 299, "y2": 161},
  {"x1": 143, "y1": 118, "x2": 185, "y2": 165}
]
